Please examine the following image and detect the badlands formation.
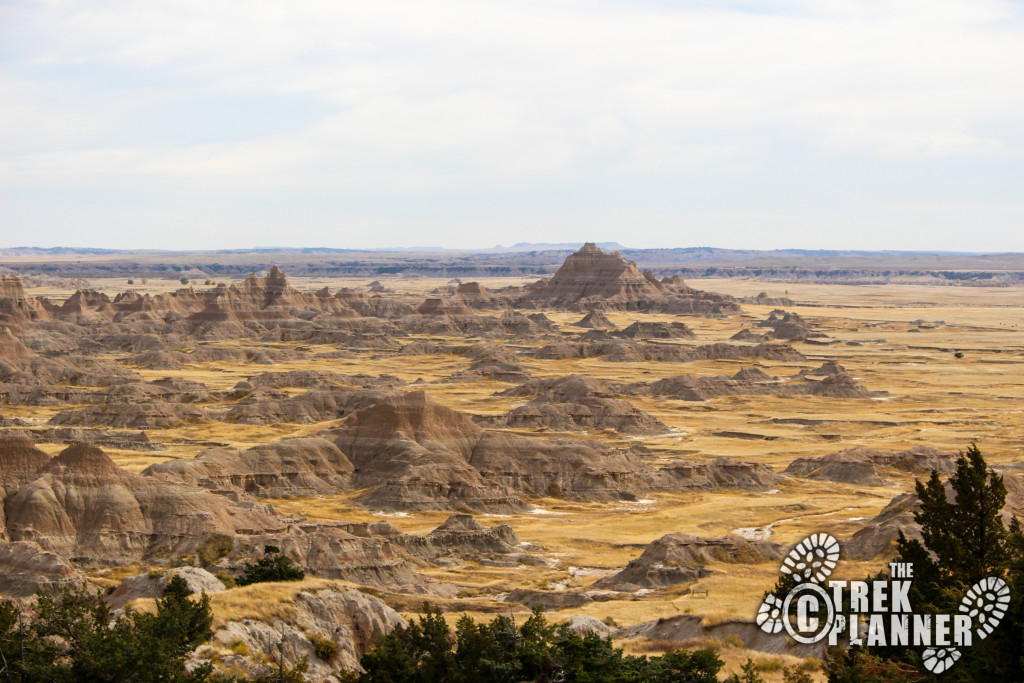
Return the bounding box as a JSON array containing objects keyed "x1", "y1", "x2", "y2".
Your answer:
[{"x1": 1, "y1": 242, "x2": 1023, "y2": 679}]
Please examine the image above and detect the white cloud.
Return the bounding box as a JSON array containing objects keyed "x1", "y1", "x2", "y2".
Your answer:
[{"x1": 1, "y1": 0, "x2": 1022, "y2": 247}]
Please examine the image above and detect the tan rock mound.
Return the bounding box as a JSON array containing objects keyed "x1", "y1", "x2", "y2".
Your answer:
[
  {"x1": 613, "y1": 321, "x2": 696, "y2": 339},
  {"x1": 107, "y1": 566, "x2": 226, "y2": 608},
  {"x1": 194, "y1": 587, "x2": 406, "y2": 679},
  {"x1": 757, "y1": 310, "x2": 827, "y2": 341},
  {"x1": 0, "y1": 540, "x2": 84, "y2": 597},
  {"x1": 628, "y1": 365, "x2": 883, "y2": 401},
  {"x1": 3, "y1": 443, "x2": 282, "y2": 564},
  {"x1": 529, "y1": 242, "x2": 661, "y2": 301},
  {"x1": 729, "y1": 328, "x2": 764, "y2": 342},
  {"x1": 445, "y1": 357, "x2": 533, "y2": 384},
  {"x1": 0, "y1": 432, "x2": 51, "y2": 490},
  {"x1": 331, "y1": 391, "x2": 518, "y2": 512},
  {"x1": 488, "y1": 375, "x2": 668, "y2": 435},
  {"x1": 329, "y1": 391, "x2": 652, "y2": 511},
  {"x1": 0, "y1": 275, "x2": 47, "y2": 323},
  {"x1": 657, "y1": 457, "x2": 781, "y2": 492},
  {"x1": 784, "y1": 446, "x2": 958, "y2": 486},
  {"x1": 498, "y1": 309, "x2": 556, "y2": 334},
  {"x1": 499, "y1": 375, "x2": 625, "y2": 400},
  {"x1": 595, "y1": 533, "x2": 783, "y2": 591},
  {"x1": 144, "y1": 437, "x2": 354, "y2": 498},
  {"x1": 504, "y1": 589, "x2": 593, "y2": 610},
  {"x1": 417, "y1": 297, "x2": 476, "y2": 317},
  {"x1": 236, "y1": 370, "x2": 401, "y2": 391},
  {"x1": 532, "y1": 340, "x2": 806, "y2": 363},
  {"x1": 470, "y1": 431, "x2": 648, "y2": 502},
  {"x1": 519, "y1": 243, "x2": 741, "y2": 315},
  {"x1": 243, "y1": 526, "x2": 430, "y2": 590},
  {"x1": 391, "y1": 514, "x2": 523, "y2": 562},
  {"x1": 0, "y1": 326, "x2": 35, "y2": 360},
  {"x1": 130, "y1": 350, "x2": 187, "y2": 369},
  {"x1": 49, "y1": 402, "x2": 208, "y2": 429},
  {"x1": 224, "y1": 387, "x2": 391, "y2": 425},
  {"x1": 843, "y1": 493, "x2": 921, "y2": 560},
  {"x1": 25, "y1": 426, "x2": 161, "y2": 452},
  {"x1": 615, "y1": 614, "x2": 822, "y2": 658},
  {"x1": 489, "y1": 398, "x2": 669, "y2": 435},
  {"x1": 571, "y1": 311, "x2": 615, "y2": 329}
]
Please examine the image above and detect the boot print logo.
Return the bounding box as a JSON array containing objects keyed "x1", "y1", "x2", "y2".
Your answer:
[{"x1": 756, "y1": 533, "x2": 1009, "y2": 674}]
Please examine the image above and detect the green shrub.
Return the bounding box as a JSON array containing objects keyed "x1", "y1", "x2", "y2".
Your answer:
[
  {"x1": 197, "y1": 533, "x2": 234, "y2": 566},
  {"x1": 753, "y1": 658, "x2": 782, "y2": 672},
  {"x1": 311, "y1": 635, "x2": 338, "y2": 662},
  {"x1": 236, "y1": 553, "x2": 305, "y2": 586}
]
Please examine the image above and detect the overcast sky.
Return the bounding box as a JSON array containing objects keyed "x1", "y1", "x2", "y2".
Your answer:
[{"x1": 2, "y1": 0, "x2": 1023, "y2": 251}]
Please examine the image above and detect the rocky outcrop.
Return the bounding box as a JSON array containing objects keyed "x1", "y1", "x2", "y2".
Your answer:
[
  {"x1": 570, "y1": 311, "x2": 615, "y2": 329},
  {"x1": 49, "y1": 402, "x2": 208, "y2": 428},
  {"x1": 626, "y1": 366, "x2": 884, "y2": 401},
  {"x1": 107, "y1": 566, "x2": 226, "y2": 608},
  {"x1": 329, "y1": 391, "x2": 651, "y2": 511},
  {"x1": 486, "y1": 375, "x2": 668, "y2": 435},
  {"x1": 223, "y1": 388, "x2": 392, "y2": 425},
  {"x1": 613, "y1": 321, "x2": 695, "y2": 339},
  {"x1": 144, "y1": 438, "x2": 354, "y2": 498},
  {"x1": 505, "y1": 588, "x2": 594, "y2": 610},
  {"x1": 235, "y1": 370, "x2": 401, "y2": 391},
  {"x1": 784, "y1": 446, "x2": 958, "y2": 486},
  {"x1": 0, "y1": 540, "x2": 84, "y2": 597},
  {"x1": 486, "y1": 398, "x2": 669, "y2": 435},
  {"x1": 445, "y1": 354, "x2": 533, "y2": 384},
  {"x1": 595, "y1": 533, "x2": 782, "y2": 591},
  {"x1": 0, "y1": 432, "x2": 51, "y2": 490},
  {"x1": 256, "y1": 528, "x2": 428, "y2": 590},
  {"x1": 389, "y1": 514, "x2": 523, "y2": 563},
  {"x1": 615, "y1": 614, "x2": 823, "y2": 658},
  {"x1": 843, "y1": 493, "x2": 921, "y2": 560},
  {"x1": 0, "y1": 276, "x2": 47, "y2": 323},
  {"x1": 656, "y1": 457, "x2": 781, "y2": 492},
  {"x1": 757, "y1": 310, "x2": 827, "y2": 341},
  {"x1": 532, "y1": 340, "x2": 806, "y2": 363},
  {"x1": 518, "y1": 243, "x2": 741, "y2": 315},
  {"x1": 3, "y1": 443, "x2": 283, "y2": 565},
  {"x1": 195, "y1": 587, "x2": 407, "y2": 677}
]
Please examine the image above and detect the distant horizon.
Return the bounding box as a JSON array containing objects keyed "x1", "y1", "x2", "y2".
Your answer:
[{"x1": 2, "y1": 243, "x2": 1024, "y2": 257}]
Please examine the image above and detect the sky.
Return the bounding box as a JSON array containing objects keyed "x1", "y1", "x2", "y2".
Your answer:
[{"x1": 1, "y1": 0, "x2": 1023, "y2": 252}]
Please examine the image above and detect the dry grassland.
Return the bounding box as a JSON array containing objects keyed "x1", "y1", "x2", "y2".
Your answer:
[{"x1": 15, "y1": 275, "x2": 1024, "y2": 678}]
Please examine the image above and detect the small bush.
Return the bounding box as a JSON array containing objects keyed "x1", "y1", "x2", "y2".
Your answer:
[
  {"x1": 724, "y1": 659, "x2": 766, "y2": 683},
  {"x1": 310, "y1": 635, "x2": 338, "y2": 662},
  {"x1": 228, "y1": 637, "x2": 249, "y2": 655},
  {"x1": 723, "y1": 633, "x2": 744, "y2": 649},
  {"x1": 197, "y1": 534, "x2": 234, "y2": 566},
  {"x1": 754, "y1": 658, "x2": 783, "y2": 672},
  {"x1": 179, "y1": 277, "x2": 189, "y2": 285},
  {"x1": 799, "y1": 657, "x2": 821, "y2": 671},
  {"x1": 236, "y1": 554, "x2": 305, "y2": 586},
  {"x1": 127, "y1": 279, "x2": 134, "y2": 285},
  {"x1": 263, "y1": 544, "x2": 281, "y2": 555},
  {"x1": 783, "y1": 666, "x2": 815, "y2": 683}
]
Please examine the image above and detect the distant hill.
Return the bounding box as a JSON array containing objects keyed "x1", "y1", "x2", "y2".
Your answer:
[
  {"x1": 1, "y1": 245, "x2": 1023, "y2": 284},
  {"x1": 490, "y1": 242, "x2": 629, "y2": 252}
]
